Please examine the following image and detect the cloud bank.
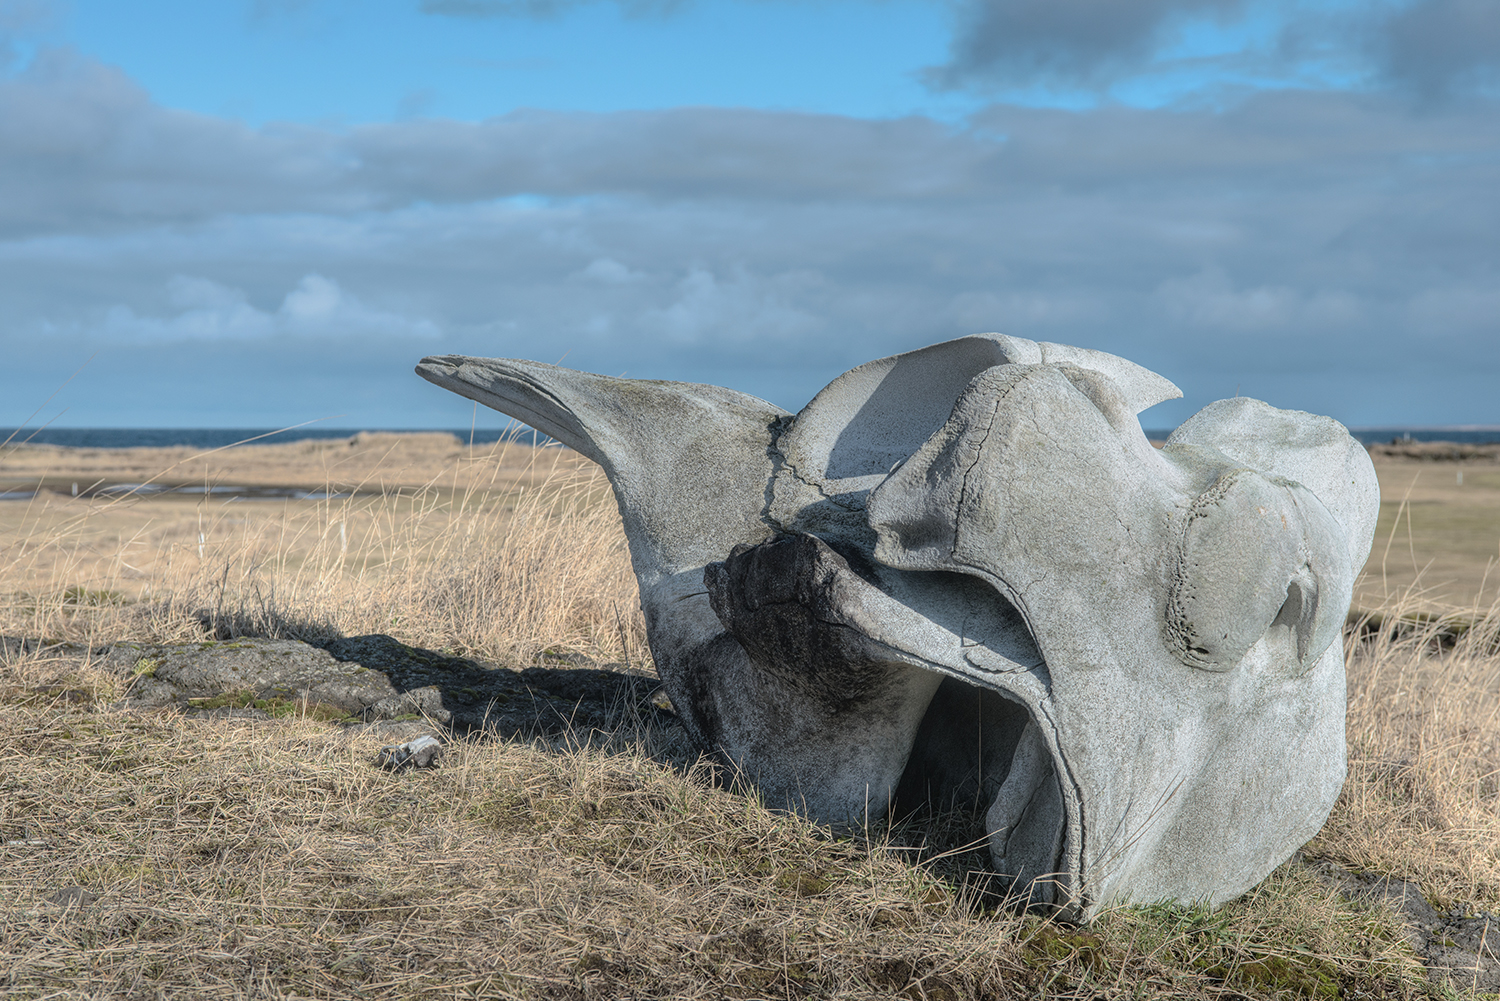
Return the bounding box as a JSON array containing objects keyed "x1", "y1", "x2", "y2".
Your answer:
[
  {"x1": 417, "y1": 0, "x2": 1500, "y2": 103},
  {"x1": 0, "y1": 10, "x2": 1495, "y2": 427}
]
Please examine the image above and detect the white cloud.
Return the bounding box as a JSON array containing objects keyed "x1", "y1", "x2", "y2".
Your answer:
[
  {"x1": 0, "y1": 46, "x2": 1495, "y2": 425},
  {"x1": 281, "y1": 273, "x2": 344, "y2": 322},
  {"x1": 944, "y1": 289, "x2": 1104, "y2": 331},
  {"x1": 0, "y1": 0, "x2": 59, "y2": 35},
  {"x1": 1155, "y1": 268, "x2": 1361, "y2": 332},
  {"x1": 78, "y1": 273, "x2": 440, "y2": 343},
  {"x1": 928, "y1": 0, "x2": 1500, "y2": 103},
  {"x1": 166, "y1": 274, "x2": 249, "y2": 311},
  {"x1": 576, "y1": 257, "x2": 641, "y2": 284},
  {"x1": 639, "y1": 267, "x2": 822, "y2": 345},
  {"x1": 1374, "y1": 0, "x2": 1500, "y2": 100},
  {"x1": 1157, "y1": 268, "x2": 1301, "y2": 330}
]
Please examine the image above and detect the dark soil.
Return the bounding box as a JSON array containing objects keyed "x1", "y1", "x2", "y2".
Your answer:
[{"x1": 1306, "y1": 861, "x2": 1499, "y2": 990}]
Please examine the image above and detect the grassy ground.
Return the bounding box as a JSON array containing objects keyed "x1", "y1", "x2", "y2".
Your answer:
[
  {"x1": 2, "y1": 435, "x2": 1498, "y2": 999},
  {"x1": 0, "y1": 436, "x2": 640, "y2": 665},
  {"x1": 0, "y1": 689, "x2": 1432, "y2": 1000},
  {"x1": 1356, "y1": 455, "x2": 1500, "y2": 613}
]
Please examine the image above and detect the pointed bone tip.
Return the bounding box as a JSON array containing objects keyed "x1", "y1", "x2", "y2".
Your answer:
[{"x1": 415, "y1": 356, "x2": 464, "y2": 384}]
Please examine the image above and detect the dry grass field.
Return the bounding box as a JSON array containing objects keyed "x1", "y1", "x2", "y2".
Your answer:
[
  {"x1": 0, "y1": 434, "x2": 636, "y2": 664},
  {"x1": 1357, "y1": 449, "x2": 1500, "y2": 613},
  {"x1": 2, "y1": 433, "x2": 1498, "y2": 999}
]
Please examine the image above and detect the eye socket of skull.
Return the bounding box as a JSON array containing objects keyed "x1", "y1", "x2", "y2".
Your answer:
[
  {"x1": 1271, "y1": 568, "x2": 1319, "y2": 666},
  {"x1": 1165, "y1": 468, "x2": 1350, "y2": 673}
]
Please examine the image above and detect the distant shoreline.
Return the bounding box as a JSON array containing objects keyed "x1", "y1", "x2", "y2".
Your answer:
[
  {"x1": 1, "y1": 427, "x2": 555, "y2": 450},
  {"x1": 5, "y1": 425, "x2": 1500, "y2": 450}
]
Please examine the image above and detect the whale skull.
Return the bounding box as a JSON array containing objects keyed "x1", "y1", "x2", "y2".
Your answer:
[{"x1": 416, "y1": 334, "x2": 1378, "y2": 920}]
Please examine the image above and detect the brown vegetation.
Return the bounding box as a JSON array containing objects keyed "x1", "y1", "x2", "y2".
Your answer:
[
  {"x1": 0, "y1": 436, "x2": 640, "y2": 666},
  {"x1": 1, "y1": 435, "x2": 1497, "y2": 998},
  {"x1": 1358, "y1": 452, "x2": 1500, "y2": 612}
]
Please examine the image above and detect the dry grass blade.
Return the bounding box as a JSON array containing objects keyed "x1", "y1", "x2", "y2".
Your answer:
[{"x1": 1311, "y1": 596, "x2": 1500, "y2": 913}]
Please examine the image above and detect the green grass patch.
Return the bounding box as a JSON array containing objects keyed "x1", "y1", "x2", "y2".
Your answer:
[{"x1": 184, "y1": 688, "x2": 351, "y2": 722}]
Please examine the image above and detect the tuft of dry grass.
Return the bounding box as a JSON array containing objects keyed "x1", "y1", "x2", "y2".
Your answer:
[{"x1": 1310, "y1": 599, "x2": 1500, "y2": 913}]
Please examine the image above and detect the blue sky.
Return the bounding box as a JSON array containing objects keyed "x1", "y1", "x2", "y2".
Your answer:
[
  {"x1": 61, "y1": 0, "x2": 970, "y2": 122},
  {"x1": 1, "y1": 0, "x2": 1496, "y2": 430}
]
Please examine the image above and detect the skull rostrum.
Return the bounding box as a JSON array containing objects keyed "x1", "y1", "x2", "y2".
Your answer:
[{"x1": 417, "y1": 335, "x2": 1378, "y2": 921}]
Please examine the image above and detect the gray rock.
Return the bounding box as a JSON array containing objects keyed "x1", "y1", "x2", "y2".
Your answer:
[
  {"x1": 365, "y1": 685, "x2": 452, "y2": 724},
  {"x1": 323, "y1": 634, "x2": 667, "y2": 738},
  {"x1": 418, "y1": 333, "x2": 1379, "y2": 921},
  {"x1": 107, "y1": 633, "x2": 675, "y2": 742},
  {"x1": 108, "y1": 638, "x2": 398, "y2": 715}
]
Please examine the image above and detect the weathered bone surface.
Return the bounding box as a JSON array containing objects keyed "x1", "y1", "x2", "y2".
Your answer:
[{"x1": 416, "y1": 335, "x2": 1379, "y2": 920}]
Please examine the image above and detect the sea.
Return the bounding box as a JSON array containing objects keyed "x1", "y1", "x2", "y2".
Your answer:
[
  {"x1": 0, "y1": 427, "x2": 554, "y2": 450},
  {"x1": 4, "y1": 425, "x2": 1499, "y2": 450}
]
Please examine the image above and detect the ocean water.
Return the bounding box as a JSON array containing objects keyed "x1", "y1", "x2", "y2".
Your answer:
[
  {"x1": 1147, "y1": 428, "x2": 1500, "y2": 445},
  {"x1": 0, "y1": 427, "x2": 553, "y2": 450},
  {"x1": 1344, "y1": 428, "x2": 1500, "y2": 446}
]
